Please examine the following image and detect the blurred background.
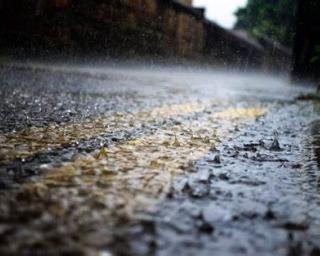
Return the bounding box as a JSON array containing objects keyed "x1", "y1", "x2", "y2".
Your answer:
[{"x1": 0, "y1": 0, "x2": 319, "y2": 80}]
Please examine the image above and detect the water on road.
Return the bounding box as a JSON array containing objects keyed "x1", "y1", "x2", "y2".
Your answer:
[{"x1": 0, "y1": 63, "x2": 319, "y2": 256}]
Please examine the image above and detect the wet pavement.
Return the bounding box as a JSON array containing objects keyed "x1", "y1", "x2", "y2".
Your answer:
[{"x1": 0, "y1": 62, "x2": 319, "y2": 256}]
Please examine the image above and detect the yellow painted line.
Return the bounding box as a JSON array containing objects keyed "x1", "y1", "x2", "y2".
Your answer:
[
  {"x1": 0, "y1": 102, "x2": 209, "y2": 163},
  {"x1": 19, "y1": 106, "x2": 265, "y2": 219},
  {"x1": 212, "y1": 107, "x2": 265, "y2": 120}
]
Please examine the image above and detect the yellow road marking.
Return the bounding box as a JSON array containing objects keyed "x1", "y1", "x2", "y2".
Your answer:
[
  {"x1": 0, "y1": 102, "x2": 209, "y2": 163},
  {"x1": 212, "y1": 107, "x2": 265, "y2": 120},
  {"x1": 19, "y1": 106, "x2": 265, "y2": 219}
]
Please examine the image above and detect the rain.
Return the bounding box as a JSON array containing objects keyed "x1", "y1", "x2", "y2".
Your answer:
[{"x1": 1, "y1": 1, "x2": 320, "y2": 255}]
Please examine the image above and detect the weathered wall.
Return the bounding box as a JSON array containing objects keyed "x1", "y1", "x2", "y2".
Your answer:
[
  {"x1": 0, "y1": 0, "x2": 291, "y2": 72},
  {"x1": 175, "y1": 0, "x2": 193, "y2": 7},
  {"x1": 204, "y1": 22, "x2": 264, "y2": 68},
  {"x1": 0, "y1": 0, "x2": 205, "y2": 58}
]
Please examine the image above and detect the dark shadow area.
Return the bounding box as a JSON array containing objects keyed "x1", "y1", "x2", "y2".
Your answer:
[{"x1": 292, "y1": 0, "x2": 320, "y2": 81}]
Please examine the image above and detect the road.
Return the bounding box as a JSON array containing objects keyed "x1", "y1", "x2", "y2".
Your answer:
[{"x1": 0, "y1": 62, "x2": 319, "y2": 256}]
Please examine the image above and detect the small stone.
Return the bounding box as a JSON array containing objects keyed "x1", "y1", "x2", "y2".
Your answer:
[
  {"x1": 198, "y1": 221, "x2": 214, "y2": 234},
  {"x1": 213, "y1": 154, "x2": 221, "y2": 164},
  {"x1": 219, "y1": 173, "x2": 229, "y2": 181},
  {"x1": 264, "y1": 209, "x2": 276, "y2": 220}
]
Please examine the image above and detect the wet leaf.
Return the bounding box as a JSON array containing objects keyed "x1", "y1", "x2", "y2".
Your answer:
[{"x1": 95, "y1": 147, "x2": 108, "y2": 160}]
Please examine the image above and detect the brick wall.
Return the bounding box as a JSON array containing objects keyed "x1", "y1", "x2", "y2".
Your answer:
[
  {"x1": 0, "y1": 0, "x2": 204, "y2": 58},
  {"x1": 0, "y1": 0, "x2": 291, "y2": 71},
  {"x1": 176, "y1": 0, "x2": 193, "y2": 7}
]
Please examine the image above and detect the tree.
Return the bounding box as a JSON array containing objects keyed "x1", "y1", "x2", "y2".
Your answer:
[{"x1": 234, "y1": 0, "x2": 297, "y2": 48}]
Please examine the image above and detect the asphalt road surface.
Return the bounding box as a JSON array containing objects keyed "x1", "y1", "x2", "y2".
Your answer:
[{"x1": 0, "y1": 62, "x2": 319, "y2": 256}]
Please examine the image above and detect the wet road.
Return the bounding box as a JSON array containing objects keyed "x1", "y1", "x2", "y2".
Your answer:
[{"x1": 0, "y1": 62, "x2": 319, "y2": 256}]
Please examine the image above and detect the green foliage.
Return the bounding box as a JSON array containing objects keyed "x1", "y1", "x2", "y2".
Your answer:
[
  {"x1": 234, "y1": 0, "x2": 297, "y2": 47},
  {"x1": 311, "y1": 45, "x2": 320, "y2": 64}
]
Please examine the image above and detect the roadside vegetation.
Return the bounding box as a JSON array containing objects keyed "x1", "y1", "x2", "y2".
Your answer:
[{"x1": 234, "y1": 0, "x2": 297, "y2": 48}]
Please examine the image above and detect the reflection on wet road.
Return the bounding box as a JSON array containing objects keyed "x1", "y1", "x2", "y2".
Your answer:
[{"x1": 0, "y1": 63, "x2": 319, "y2": 256}]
